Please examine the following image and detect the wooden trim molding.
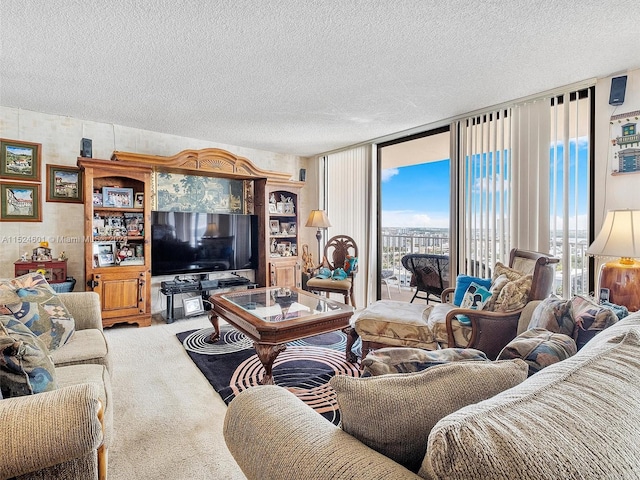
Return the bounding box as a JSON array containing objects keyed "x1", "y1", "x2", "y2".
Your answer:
[{"x1": 111, "y1": 148, "x2": 294, "y2": 182}]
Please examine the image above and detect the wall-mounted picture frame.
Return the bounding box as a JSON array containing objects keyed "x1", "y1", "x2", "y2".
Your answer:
[
  {"x1": 46, "y1": 164, "x2": 83, "y2": 203},
  {"x1": 182, "y1": 296, "x2": 204, "y2": 316},
  {"x1": 0, "y1": 182, "x2": 42, "y2": 222},
  {"x1": 134, "y1": 192, "x2": 144, "y2": 208},
  {"x1": 102, "y1": 186, "x2": 134, "y2": 208},
  {"x1": 269, "y1": 219, "x2": 280, "y2": 234},
  {"x1": 0, "y1": 139, "x2": 41, "y2": 182}
]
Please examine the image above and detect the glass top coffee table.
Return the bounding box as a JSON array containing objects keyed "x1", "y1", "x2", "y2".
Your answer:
[{"x1": 208, "y1": 286, "x2": 355, "y2": 384}]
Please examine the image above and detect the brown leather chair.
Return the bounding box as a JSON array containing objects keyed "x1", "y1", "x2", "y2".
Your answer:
[{"x1": 306, "y1": 235, "x2": 358, "y2": 308}]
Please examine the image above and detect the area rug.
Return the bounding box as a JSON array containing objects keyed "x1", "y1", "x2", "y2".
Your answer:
[{"x1": 176, "y1": 325, "x2": 361, "y2": 425}]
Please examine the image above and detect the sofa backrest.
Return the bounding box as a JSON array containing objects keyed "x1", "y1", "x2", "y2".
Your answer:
[{"x1": 420, "y1": 312, "x2": 640, "y2": 479}]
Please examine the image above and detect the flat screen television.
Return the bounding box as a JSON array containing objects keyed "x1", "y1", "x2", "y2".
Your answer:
[{"x1": 151, "y1": 211, "x2": 259, "y2": 276}]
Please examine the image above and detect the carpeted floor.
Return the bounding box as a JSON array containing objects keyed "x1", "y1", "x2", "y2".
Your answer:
[
  {"x1": 177, "y1": 325, "x2": 362, "y2": 425},
  {"x1": 104, "y1": 314, "x2": 247, "y2": 480}
]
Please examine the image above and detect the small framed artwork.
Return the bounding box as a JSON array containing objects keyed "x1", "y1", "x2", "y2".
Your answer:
[
  {"x1": 269, "y1": 219, "x2": 280, "y2": 234},
  {"x1": 0, "y1": 182, "x2": 41, "y2": 222},
  {"x1": 102, "y1": 186, "x2": 134, "y2": 208},
  {"x1": 268, "y1": 203, "x2": 277, "y2": 214},
  {"x1": 0, "y1": 139, "x2": 41, "y2": 182},
  {"x1": 46, "y1": 164, "x2": 83, "y2": 203},
  {"x1": 134, "y1": 192, "x2": 144, "y2": 208},
  {"x1": 182, "y1": 296, "x2": 204, "y2": 316},
  {"x1": 276, "y1": 202, "x2": 285, "y2": 214},
  {"x1": 93, "y1": 189, "x2": 103, "y2": 207},
  {"x1": 98, "y1": 253, "x2": 115, "y2": 267},
  {"x1": 96, "y1": 242, "x2": 116, "y2": 266}
]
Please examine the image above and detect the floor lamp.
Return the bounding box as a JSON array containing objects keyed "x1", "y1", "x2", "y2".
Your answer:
[
  {"x1": 305, "y1": 210, "x2": 331, "y2": 268},
  {"x1": 586, "y1": 209, "x2": 640, "y2": 311}
]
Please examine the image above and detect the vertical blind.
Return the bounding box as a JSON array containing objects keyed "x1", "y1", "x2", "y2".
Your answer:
[
  {"x1": 452, "y1": 87, "x2": 592, "y2": 297},
  {"x1": 324, "y1": 145, "x2": 374, "y2": 307}
]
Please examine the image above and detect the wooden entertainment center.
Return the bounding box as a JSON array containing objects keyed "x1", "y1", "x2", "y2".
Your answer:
[{"x1": 78, "y1": 148, "x2": 304, "y2": 328}]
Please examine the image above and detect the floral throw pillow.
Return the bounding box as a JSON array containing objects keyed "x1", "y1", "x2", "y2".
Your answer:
[
  {"x1": 528, "y1": 296, "x2": 575, "y2": 336},
  {"x1": 0, "y1": 315, "x2": 57, "y2": 397},
  {"x1": 491, "y1": 263, "x2": 533, "y2": 312},
  {"x1": 0, "y1": 273, "x2": 75, "y2": 351}
]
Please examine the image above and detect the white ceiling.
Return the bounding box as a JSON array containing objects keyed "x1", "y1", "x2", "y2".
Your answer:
[{"x1": 1, "y1": 0, "x2": 638, "y2": 157}]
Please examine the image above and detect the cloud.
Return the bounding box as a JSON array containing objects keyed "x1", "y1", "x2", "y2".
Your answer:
[
  {"x1": 381, "y1": 168, "x2": 399, "y2": 182},
  {"x1": 382, "y1": 210, "x2": 449, "y2": 228}
]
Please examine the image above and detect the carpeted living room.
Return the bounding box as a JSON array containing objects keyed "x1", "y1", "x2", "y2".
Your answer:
[{"x1": 2, "y1": 2, "x2": 640, "y2": 479}]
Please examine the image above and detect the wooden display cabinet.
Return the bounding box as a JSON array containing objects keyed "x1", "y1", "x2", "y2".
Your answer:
[
  {"x1": 77, "y1": 158, "x2": 152, "y2": 327},
  {"x1": 258, "y1": 180, "x2": 304, "y2": 288}
]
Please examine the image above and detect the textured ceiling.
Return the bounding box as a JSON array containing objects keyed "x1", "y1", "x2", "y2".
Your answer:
[{"x1": 1, "y1": 0, "x2": 638, "y2": 157}]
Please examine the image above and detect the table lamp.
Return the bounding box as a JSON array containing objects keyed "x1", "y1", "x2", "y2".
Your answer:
[
  {"x1": 305, "y1": 210, "x2": 331, "y2": 267},
  {"x1": 586, "y1": 209, "x2": 640, "y2": 311}
]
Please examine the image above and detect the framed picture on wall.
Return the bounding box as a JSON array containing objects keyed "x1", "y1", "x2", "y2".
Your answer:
[
  {"x1": 46, "y1": 164, "x2": 83, "y2": 203},
  {"x1": 0, "y1": 182, "x2": 42, "y2": 222},
  {"x1": 0, "y1": 139, "x2": 41, "y2": 182}
]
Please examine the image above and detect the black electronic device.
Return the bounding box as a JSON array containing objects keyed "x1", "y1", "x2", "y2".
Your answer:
[
  {"x1": 80, "y1": 138, "x2": 92, "y2": 157},
  {"x1": 151, "y1": 211, "x2": 259, "y2": 276},
  {"x1": 609, "y1": 75, "x2": 627, "y2": 106},
  {"x1": 299, "y1": 168, "x2": 306, "y2": 182}
]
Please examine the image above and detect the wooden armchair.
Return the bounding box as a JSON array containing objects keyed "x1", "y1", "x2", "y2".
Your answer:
[
  {"x1": 441, "y1": 248, "x2": 559, "y2": 359},
  {"x1": 306, "y1": 235, "x2": 358, "y2": 308}
]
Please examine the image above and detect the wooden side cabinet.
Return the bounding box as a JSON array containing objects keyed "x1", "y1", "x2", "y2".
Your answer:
[
  {"x1": 270, "y1": 259, "x2": 301, "y2": 288},
  {"x1": 15, "y1": 259, "x2": 68, "y2": 283},
  {"x1": 78, "y1": 157, "x2": 152, "y2": 327}
]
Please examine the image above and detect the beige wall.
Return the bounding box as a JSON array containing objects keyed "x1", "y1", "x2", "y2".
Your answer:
[
  {"x1": 0, "y1": 107, "x2": 313, "y2": 313},
  {"x1": 592, "y1": 68, "x2": 640, "y2": 283},
  {"x1": 594, "y1": 68, "x2": 640, "y2": 227}
]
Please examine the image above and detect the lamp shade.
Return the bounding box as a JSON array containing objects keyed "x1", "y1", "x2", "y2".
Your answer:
[
  {"x1": 586, "y1": 209, "x2": 640, "y2": 258},
  {"x1": 305, "y1": 210, "x2": 331, "y2": 229}
]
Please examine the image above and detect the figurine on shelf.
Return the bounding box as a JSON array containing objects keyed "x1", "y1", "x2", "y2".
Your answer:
[
  {"x1": 269, "y1": 193, "x2": 277, "y2": 204},
  {"x1": 58, "y1": 251, "x2": 67, "y2": 261},
  {"x1": 302, "y1": 244, "x2": 314, "y2": 274},
  {"x1": 20, "y1": 252, "x2": 28, "y2": 262}
]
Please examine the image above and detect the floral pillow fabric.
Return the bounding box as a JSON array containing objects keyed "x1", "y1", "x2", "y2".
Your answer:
[
  {"x1": 0, "y1": 273, "x2": 75, "y2": 351},
  {"x1": 0, "y1": 315, "x2": 58, "y2": 397}
]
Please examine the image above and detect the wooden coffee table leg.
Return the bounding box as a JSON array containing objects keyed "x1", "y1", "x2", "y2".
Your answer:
[
  {"x1": 254, "y1": 343, "x2": 287, "y2": 385},
  {"x1": 207, "y1": 311, "x2": 221, "y2": 343}
]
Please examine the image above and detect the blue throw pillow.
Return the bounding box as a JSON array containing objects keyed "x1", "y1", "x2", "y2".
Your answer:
[
  {"x1": 453, "y1": 275, "x2": 492, "y2": 306},
  {"x1": 457, "y1": 282, "x2": 493, "y2": 325}
]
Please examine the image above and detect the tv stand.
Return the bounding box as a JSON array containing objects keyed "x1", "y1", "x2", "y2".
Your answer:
[{"x1": 160, "y1": 274, "x2": 256, "y2": 323}]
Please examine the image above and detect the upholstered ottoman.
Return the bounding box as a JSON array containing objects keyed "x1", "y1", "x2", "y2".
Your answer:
[{"x1": 353, "y1": 300, "x2": 438, "y2": 357}]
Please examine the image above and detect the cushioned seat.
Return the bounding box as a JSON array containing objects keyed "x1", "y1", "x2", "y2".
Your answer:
[
  {"x1": 50, "y1": 328, "x2": 111, "y2": 372},
  {"x1": 353, "y1": 301, "x2": 438, "y2": 350}
]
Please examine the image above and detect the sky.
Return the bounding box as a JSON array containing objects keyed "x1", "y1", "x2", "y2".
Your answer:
[
  {"x1": 381, "y1": 159, "x2": 450, "y2": 229},
  {"x1": 381, "y1": 138, "x2": 589, "y2": 230}
]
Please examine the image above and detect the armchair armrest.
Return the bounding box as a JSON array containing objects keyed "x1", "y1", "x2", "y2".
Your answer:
[
  {"x1": 0, "y1": 383, "x2": 103, "y2": 479},
  {"x1": 440, "y1": 287, "x2": 455, "y2": 303},
  {"x1": 445, "y1": 307, "x2": 522, "y2": 360},
  {"x1": 58, "y1": 292, "x2": 103, "y2": 331},
  {"x1": 224, "y1": 385, "x2": 421, "y2": 480}
]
